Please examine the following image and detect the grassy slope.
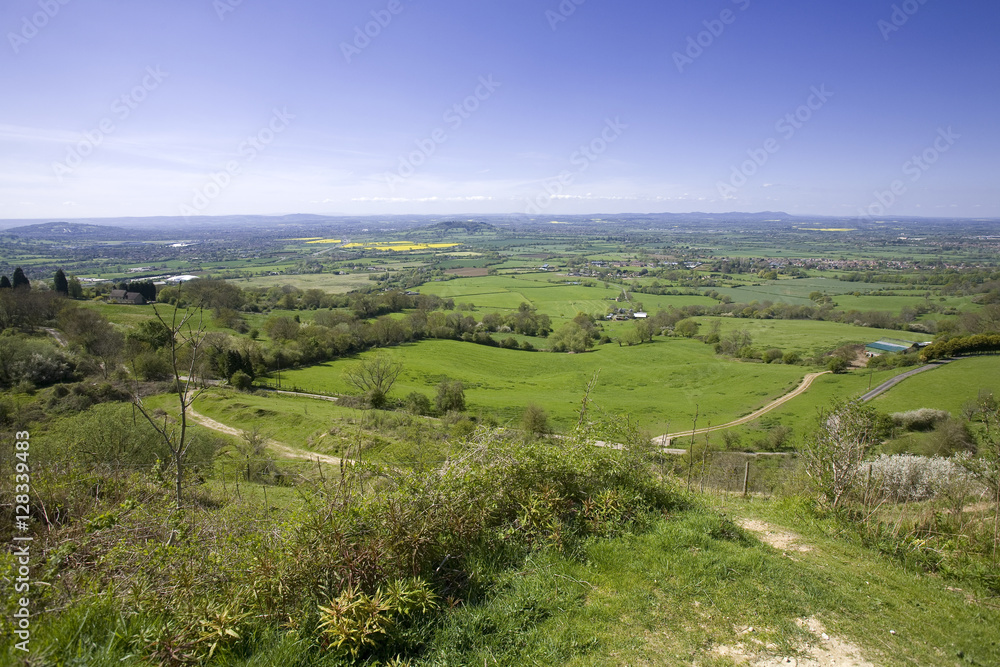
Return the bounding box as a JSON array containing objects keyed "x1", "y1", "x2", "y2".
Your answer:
[
  {"x1": 189, "y1": 389, "x2": 451, "y2": 466},
  {"x1": 693, "y1": 317, "x2": 933, "y2": 356},
  {"x1": 279, "y1": 339, "x2": 807, "y2": 433},
  {"x1": 729, "y1": 367, "x2": 919, "y2": 438},
  {"x1": 421, "y1": 499, "x2": 1000, "y2": 666},
  {"x1": 872, "y1": 356, "x2": 1000, "y2": 415}
]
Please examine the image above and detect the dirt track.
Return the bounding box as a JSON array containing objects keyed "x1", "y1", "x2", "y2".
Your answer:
[
  {"x1": 655, "y1": 371, "x2": 831, "y2": 447},
  {"x1": 186, "y1": 404, "x2": 345, "y2": 466}
]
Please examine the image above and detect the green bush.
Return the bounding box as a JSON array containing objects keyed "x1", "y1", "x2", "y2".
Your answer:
[
  {"x1": 762, "y1": 348, "x2": 784, "y2": 364},
  {"x1": 435, "y1": 379, "x2": 466, "y2": 413},
  {"x1": 404, "y1": 391, "x2": 433, "y2": 416},
  {"x1": 230, "y1": 369, "x2": 253, "y2": 391}
]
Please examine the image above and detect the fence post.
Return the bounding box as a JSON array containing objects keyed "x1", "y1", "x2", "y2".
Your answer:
[{"x1": 742, "y1": 460, "x2": 750, "y2": 497}]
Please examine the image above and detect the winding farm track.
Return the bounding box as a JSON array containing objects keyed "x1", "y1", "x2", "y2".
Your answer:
[
  {"x1": 858, "y1": 360, "x2": 951, "y2": 402},
  {"x1": 186, "y1": 403, "x2": 346, "y2": 466},
  {"x1": 654, "y1": 371, "x2": 831, "y2": 447}
]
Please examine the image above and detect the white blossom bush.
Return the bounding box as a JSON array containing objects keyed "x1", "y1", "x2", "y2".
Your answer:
[
  {"x1": 860, "y1": 454, "x2": 982, "y2": 502},
  {"x1": 891, "y1": 408, "x2": 950, "y2": 431}
]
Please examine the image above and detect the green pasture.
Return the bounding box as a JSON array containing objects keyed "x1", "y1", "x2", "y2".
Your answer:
[
  {"x1": 190, "y1": 389, "x2": 451, "y2": 466},
  {"x1": 721, "y1": 367, "x2": 917, "y2": 443},
  {"x1": 79, "y1": 300, "x2": 161, "y2": 328},
  {"x1": 191, "y1": 390, "x2": 354, "y2": 454},
  {"x1": 834, "y1": 293, "x2": 976, "y2": 315},
  {"x1": 418, "y1": 274, "x2": 621, "y2": 317},
  {"x1": 235, "y1": 272, "x2": 379, "y2": 292},
  {"x1": 693, "y1": 317, "x2": 932, "y2": 356},
  {"x1": 417, "y1": 274, "x2": 716, "y2": 320},
  {"x1": 712, "y1": 276, "x2": 899, "y2": 306},
  {"x1": 625, "y1": 293, "x2": 717, "y2": 312},
  {"x1": 871, "y1": 357, "x2": 1000, "y2": 416},
  {"x1": 279, "y1": 338, "x2": 809, "y2": 434}
]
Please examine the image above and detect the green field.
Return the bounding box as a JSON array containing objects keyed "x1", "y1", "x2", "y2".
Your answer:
[
  {"x1": 417, "y1": 274, "x2": 715, "y2": 321},
  {"x1": 418, "y1": 274, "x2": 621, "y2": 317},
  {"x1": 871, "y1": 357, "x2": 1000, "y2": 415},
  {"x1": 693, "y1": 317, "x2": 933, "y2": 356},
  {"x1": 234, "y1": 272, "x2": 378, "y2": 291},
  {"x1": 725, "y1": 367, "x2": 918, "y2": 442},
  {"x1": 280, "y1": 339, "x2": 809, "y2": 434},
  {"x1": 833, "y1": 292, "x2": 977, "y2": 315}
]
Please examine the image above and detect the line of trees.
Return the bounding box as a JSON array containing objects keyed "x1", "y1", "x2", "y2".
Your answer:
[
  {"x1": 921, "y1": 333, "x2": 1000, "y2": 361},
  {"x1": 0, "y1": 267, "x2": 30, "y2": 289}
]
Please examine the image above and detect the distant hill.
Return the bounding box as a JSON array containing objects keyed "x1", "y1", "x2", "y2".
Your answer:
[
  {"x1": 4, "y1": 222, "x2": 130, "y2": 239},
  {"x1": 422, "y1": 220, "x2": 498, "y2": 233}
]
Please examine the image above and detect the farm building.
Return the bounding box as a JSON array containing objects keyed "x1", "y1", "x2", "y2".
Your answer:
[
  {"x1": 864, "y1": 339, "x2": 928, "y2": 357},
  {"x1": 107, "y1": 290, "x2": 146, "y2": 305}
]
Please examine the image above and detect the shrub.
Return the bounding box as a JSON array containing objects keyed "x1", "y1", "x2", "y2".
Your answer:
[
  {"x1": 826, "y1": 356, "x2": 849, "y2": 373},
  {"x1": 860, "y1": 454, "x2": 979, "y2": 503},
  {"x1": 12, "y1": 351, "x2": 75, "y2": 386},
  {"x1": 891, "y1": 408, "x2": 950, "y2": 431},
  {"x1": 449, "y1": 415, "x2": 476, "y2": 440},
  {"x1": 404, "y1": 391, "x2": 433, "y2": 416},
  {"x1": 132, "y1": 350, "x2": 172, "y2": 381},
  {"x1": 5, "y1": 419, "x2": 683, "y2": 665},
  {"x1": 435, "y1": 380, "x2": 466, "y2": 413},
  {"x1": 673, "y1": 319, "x2": 700, "y2": 338},
  {"x1": 230, "y1": 370, "x2": 253, "y2": 391},
  {"x1": 521, "y1": 403, "x2": 550, "y2": 441},
  {"x1": 762, "y1": 348, "x2": 784, "y2": 364}
]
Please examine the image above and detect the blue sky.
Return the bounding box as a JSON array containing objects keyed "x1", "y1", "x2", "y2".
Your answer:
[{"x1": 1, "y1": 0, "x2": 997, "y2": 219}]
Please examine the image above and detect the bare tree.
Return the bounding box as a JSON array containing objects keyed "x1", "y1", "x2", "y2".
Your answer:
[
  {"x1": 130, "y1": 306, "x2": 207, "y2": 507},
  {"x1": 343, "y1": 352, "x2": 403, "y2": 408},
  {"x1": 802, "y1": 400, "x2": 884, "y2": 509}
]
